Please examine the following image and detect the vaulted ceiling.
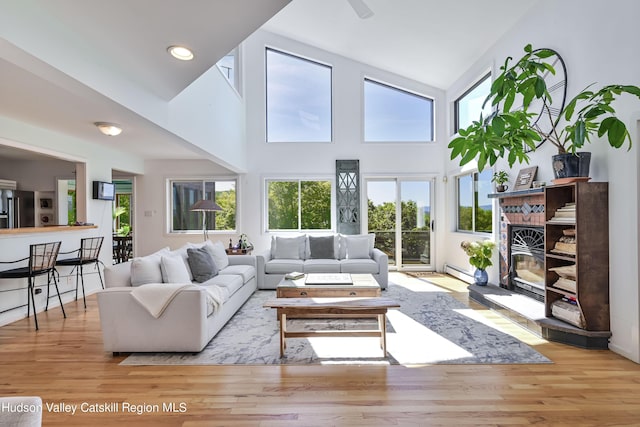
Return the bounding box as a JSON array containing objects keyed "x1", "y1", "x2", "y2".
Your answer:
[{"x1": 0, "y1": 0, "x2": 538, "y2": 163}]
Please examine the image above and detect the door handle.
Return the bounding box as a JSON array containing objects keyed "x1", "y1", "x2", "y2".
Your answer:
[{"x1": 431, "y1": 219, "x2": 435, "y2": 232}]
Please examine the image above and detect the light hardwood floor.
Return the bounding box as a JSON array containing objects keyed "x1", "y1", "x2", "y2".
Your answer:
[{"x1": 1, "y1": 273, "x2": 640, "y2": 426}]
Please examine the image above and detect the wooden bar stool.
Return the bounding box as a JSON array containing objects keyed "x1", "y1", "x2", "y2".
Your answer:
[
  {"x1": 0, "y1": 241, "x2": 65, "y2": 331},
  {"x1": 56, "y1": 236, "x2": 104, "y2": 309}
]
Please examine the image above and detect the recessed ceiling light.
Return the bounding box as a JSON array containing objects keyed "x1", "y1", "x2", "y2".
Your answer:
[
  {"x1": 167, "y1": 45, "x2": 194, "y2": 61},
  {"x1": 94, "y1": 122, "x2": 123, "y2": 136}
]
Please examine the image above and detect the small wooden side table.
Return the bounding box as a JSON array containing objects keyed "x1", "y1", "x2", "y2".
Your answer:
[{"x1": 225, "y1": 247, "x2": 253, "y2": 255}]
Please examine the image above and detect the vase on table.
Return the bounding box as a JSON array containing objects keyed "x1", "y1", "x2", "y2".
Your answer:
[{"x1": 473, "y1": 268, "x2": 488, "y2": 286}]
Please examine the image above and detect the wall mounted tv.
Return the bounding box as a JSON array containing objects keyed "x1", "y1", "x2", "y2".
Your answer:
[{"x1": 93, "y1": 181, "x2": 115, "y2": 201}]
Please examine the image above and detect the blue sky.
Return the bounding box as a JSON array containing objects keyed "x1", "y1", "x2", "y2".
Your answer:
[{"x1": 266, "y1": 49, "x2": 433, "y2": 143}]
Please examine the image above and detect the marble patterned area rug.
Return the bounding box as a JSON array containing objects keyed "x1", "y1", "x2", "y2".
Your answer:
[{"x1": 121, "y1": 279, "x2": 551, "y2": 366}]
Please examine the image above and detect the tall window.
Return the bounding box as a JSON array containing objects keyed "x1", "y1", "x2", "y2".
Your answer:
[
  {"x1": 364, "y1": 78, "x2": 434, "y2": 142},
  {"x1": 170, "y1": 180, "x2": 236, "y2": 233},
  {"x1": 266, "y1": 179, "x2": 331, "y2": 231},
  {"x1": 265, "y1": 48, "x2": 332, "y2": 143},
  {"x1": 457, "y1": 169, "x2": 492, "y2": 233},
  {"x1": 454, "y1": 73, "x2": 492, "y2": 133}
]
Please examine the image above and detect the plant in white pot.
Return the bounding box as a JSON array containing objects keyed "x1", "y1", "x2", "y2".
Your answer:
[{"x1": 448, "y1": 44, "x2": 640, "y2": 178}]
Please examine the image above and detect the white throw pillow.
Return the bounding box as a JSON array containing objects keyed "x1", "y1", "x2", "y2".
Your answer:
[
  {"x1": 274, "y1": 236, "x2": 301, "y2": 259},
  {"x1": 130, "y1": 247, "x2": 169, "y2": 287},
  {"x1": 207, "y1": 240, "x2": 229, "y2": 270},
  {"x1": 160, "y1": 255, "x2": 192, "y2": 283},
  {"x1": 346, "y1": 236, "x2": 372, "y2": 259},
  {"x1": 167, "y1": 243, "x2": 194, "y2": 280},
  {"x1": 338, "y1": 233, "x2": 375, "y2": 259},
  {"x1": 271, "y1": 235, "x2": 306, "y2": 259}
]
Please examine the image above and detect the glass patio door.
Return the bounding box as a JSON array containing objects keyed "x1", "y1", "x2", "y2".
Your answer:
[{"x1": 366, "y1": 177, "x2": 434, "y2": 270}]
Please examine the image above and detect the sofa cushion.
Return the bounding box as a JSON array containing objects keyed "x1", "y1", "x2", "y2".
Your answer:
[
  {"x1": 207, "y1": 240, "x2": 230, "y2": 270},
  {"x1": 201, "y1": 274, "x2": 244, "y2": 300},
  {"x1": 218, "y1": 264, "x2": 255, "y2": 283},
  {"x1": 338, "y1": 234, "x2": 375, "y2": 259},
  {"x1": 340, "y1": 259, "x2": 379, "y2": 274},
  {"x1": 168, "y1": 243, "x2": 194, "y2": 280},
  {"x1": 265, "y1": 259, "x2": 304, "y2": 274},
  {"x1": 308, "y1": 235, "x2": 336, "y2": 259},
  {"x1": 274, "y1": 236, "x2": 301, "y2": 259},
  {"x1": 271, "y1": 235, "x2": 306, "y2": 259},
  {"x1": 160, "y1": 255, "x2": 192, "y2": 283},
  {"x1": 130, "y1": 247, "x2": 170, "y2": 286},
  {"x1": 303, "y1": 259, "x2": 340, "y2": 273},
  {"x1": 187, "y1": 247, "x2": 218, "y2": 283},
  {"x1": 345, "y1": 236, "x2": 371, "y2": 259}
]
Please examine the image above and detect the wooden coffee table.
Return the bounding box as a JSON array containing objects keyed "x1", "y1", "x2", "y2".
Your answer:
[
  {"x1": 277, "y1": 273, "x2": 381, "y2": 298},
  {"x1": 276, "y1": 273, "x2": 381, "y2": 319},
  {"x1": 263, "y1": 297, "x2": 400, "y2": 358}
]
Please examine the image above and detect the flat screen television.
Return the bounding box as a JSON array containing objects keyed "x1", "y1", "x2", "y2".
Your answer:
[{"x1": 92, "y1": 181, "x2": 115, "y2": 201}]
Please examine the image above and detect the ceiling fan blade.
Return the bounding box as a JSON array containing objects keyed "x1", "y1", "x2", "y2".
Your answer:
[{"x1": 347, "y1": 0, "x2": 374, "y2": 19}]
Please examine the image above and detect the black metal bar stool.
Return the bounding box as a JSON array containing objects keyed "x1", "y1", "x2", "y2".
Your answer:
[
  {"x1": 56, "y1": 236, "x2": 104, "y2": 309},
  {"x1": 0, "y1": 241, "x2": 65, "y2": 330}
]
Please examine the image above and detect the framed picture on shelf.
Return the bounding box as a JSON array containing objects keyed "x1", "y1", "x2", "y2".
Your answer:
[
  {"x1": 514, "y1": 166, "x2": 538, "y2": 191},
  {"x1": 40, "y1": 198, "x2": 52, "y2": 209}
]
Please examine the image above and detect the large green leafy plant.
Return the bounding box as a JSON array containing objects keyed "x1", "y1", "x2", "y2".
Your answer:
[{"x1": 449, "y1": 44, "x2": 640, "y2": 171}]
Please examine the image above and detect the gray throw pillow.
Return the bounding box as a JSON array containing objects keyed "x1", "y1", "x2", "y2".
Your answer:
[
  {"x1": 187, "y1": 247, "x2": 218, "y2": 283},
  {"x1": 309, "y1": 235, "x2": 335, "y2": 259}
]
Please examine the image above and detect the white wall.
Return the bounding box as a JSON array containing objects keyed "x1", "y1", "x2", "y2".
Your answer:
[
  {"x1": 241, "y1": 30, "x2": 448, "y2": 259},
  {"x1": 444, "y1": 0, "x2": 640, "y2": 361},
  {"x1": 168, "y1": 68, "x2": 248, "y2": 172}
]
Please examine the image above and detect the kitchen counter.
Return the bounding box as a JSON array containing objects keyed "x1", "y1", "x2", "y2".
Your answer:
[{"x1": 0, "y1": 225, "x2": 97, "y2": 235}]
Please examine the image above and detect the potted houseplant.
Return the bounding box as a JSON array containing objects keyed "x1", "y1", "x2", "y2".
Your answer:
[
  {"x1": 492, "y1": 170, "x2": 509, "y2": 192},
  {"x1": 448, "y1": 44, "x2": 640, "y2": 178},
  {"x1": 461, "y1": 240, "x2": 496, "y2": 286}
]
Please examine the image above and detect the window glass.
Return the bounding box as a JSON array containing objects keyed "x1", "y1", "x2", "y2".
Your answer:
[
  {"x1": 454, "y1": 73, "x2": 491, "y2": 133},
  {"x1": 364, "y1": 79, "x2": 434, "y2": 142},
  {"x1": 457, "y1": 174, "x2": 473, "y2": 231},
  {"x1": 171, "y1": 180, "x2": 236, "y2": 232},
  {"x1": 456, "y1": 171, "x2": 492, "y2": 233},
  {"x1": 217, "y1": 47, "x2": 240, "y2": 93},
  {"x1": 267, "y1": 180, "x2": 332, "y2": 231},
  {"x1": 266, "y1": 48, "x2": 332, "y2": 142}
]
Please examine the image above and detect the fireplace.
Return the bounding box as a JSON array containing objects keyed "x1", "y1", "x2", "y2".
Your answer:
[{"x1": 509, "y1": 226, "x2": 545, "y2": 301}]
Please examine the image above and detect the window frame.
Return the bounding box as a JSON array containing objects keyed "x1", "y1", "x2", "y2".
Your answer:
[
  {"x1": 265, "y1": 47, "x2": 333, "y2": 144},
  {"x1": 453, "y1": 72, "x2": 492, "y2": 134},
  {"x1": 167, "y1": 178, "x2": 238, "y2": 235},
  {"x1": 363, "y1": 77, "x2": 435, "y2": 143},
  {"x1": 216, "y1": 46, "x2": 242, "y2": 96},
  {"x1": 455, "y1": 169, "x2": 493, "y2": 234},
  {"x1": 264, "y1": 177, "x2": 335, "y2": 232}
]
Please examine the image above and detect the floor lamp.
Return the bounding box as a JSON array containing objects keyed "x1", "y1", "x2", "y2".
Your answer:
[{"x1": 190, "y1": 199, "x2": 223, "y2": 241}]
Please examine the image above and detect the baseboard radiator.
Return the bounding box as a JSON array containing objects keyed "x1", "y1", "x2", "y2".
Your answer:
[{"x1": 443, "y1": 263, "x2": 474, "y2": 284}]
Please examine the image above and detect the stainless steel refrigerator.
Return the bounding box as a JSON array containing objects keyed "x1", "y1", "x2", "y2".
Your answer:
[{"x1": 0, "y1": 181, "x2": 35, "y2": 228}]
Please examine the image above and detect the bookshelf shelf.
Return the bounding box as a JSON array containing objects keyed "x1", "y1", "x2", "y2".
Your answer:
[{"x1": 544, "y1": 182, "x2": 610, "y2": 334}]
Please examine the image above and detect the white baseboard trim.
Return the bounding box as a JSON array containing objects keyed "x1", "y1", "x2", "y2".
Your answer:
[{"x1": 444, "y1": 263, "x2": 473, "y2": 284}]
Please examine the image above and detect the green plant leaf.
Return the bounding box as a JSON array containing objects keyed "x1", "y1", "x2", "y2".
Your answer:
[
  {"x1": 492, "y1": 116, "x2": 505, "y2": 137},
  {"x1": 606, "y1": 118, "x2": 627, "y2": 148}
]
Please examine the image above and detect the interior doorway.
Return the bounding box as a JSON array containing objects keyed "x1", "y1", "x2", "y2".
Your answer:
[
  {"x1": 112, "y1": 176, "x2": 134, "y2": 263},
  {"x1": 364, "y1": 176, "x2": 435, "y2": 271}
]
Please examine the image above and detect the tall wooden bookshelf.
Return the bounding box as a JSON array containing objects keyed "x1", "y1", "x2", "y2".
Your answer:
[{"x1": 542, "y1": 182, "x2": 610, "y2": 347}]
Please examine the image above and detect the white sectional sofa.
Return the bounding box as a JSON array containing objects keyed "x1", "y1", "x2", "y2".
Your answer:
[
  {"x1": 256, "y1": 234, "x2": 388, "y2": 290},
  {"x1": 97, "y1": 240, "x2": 256, "y2": 354}
]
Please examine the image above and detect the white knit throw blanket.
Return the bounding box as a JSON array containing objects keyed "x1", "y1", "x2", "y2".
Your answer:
[{"x1": 131, "y1": 283, "x2": 197, "y2": 318}]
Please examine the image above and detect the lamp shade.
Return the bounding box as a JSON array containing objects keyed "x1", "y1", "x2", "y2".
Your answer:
[{"x1": 190, "y1": 199, "x2": 223, "y2": 212}]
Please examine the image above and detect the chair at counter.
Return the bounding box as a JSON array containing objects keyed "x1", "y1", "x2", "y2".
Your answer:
[
  {"x1": 56, "y1": 236, "x2": 104, "y2": 309},
  {"x1": 112, "y1": 234, "x2": 132, "y2": 264},
  {"x1": 0, "y1": 241, "x2": 66, "y2": 331}
]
